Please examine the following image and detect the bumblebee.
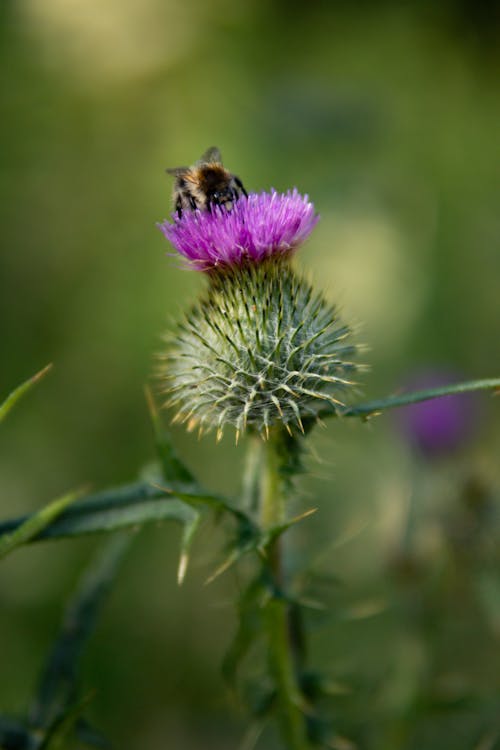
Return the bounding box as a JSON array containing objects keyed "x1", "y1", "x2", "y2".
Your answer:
[{"x1": 167, "y1": 146, "x2": 247, "y2": 217}]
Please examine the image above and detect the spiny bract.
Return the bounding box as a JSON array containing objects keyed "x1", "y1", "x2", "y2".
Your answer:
[{"x1": 159, "y1": 259, "x2": 360, "y2": 440}]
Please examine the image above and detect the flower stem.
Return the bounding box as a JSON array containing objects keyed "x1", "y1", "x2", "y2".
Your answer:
[
  {"x1": 242, "y1": 434, "x2": 264, "y2": 514},
  {"x1": 258, "y1": 433, "x2": 309, "y2": 750}
]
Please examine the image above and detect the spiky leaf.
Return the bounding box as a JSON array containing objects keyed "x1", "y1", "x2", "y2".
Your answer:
[
  {"x1": 0, "y1": 482, "x2": 198, "y2": 543},
  {"x1": 0, "y1": 488, "x2": 83, "y2": 560},
  {"x1": 0, "y1": 364, "x2": 52, "y2": 424}
]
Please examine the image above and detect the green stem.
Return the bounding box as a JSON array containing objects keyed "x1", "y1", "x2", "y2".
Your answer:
[
  {"x1": 259, "y1": 433, "x2": 309, "y2": 750},
  {"x1": 242, "y1": 434, "x2": 264, "y2": 514}
]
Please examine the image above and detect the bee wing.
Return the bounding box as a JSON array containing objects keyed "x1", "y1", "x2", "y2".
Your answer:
[
  {"x1": 166, "y1": 166, "x2": 190, "y2": 176},
  {"x1": 197, "y1": 146, "x2": 222, "y2": 166}
]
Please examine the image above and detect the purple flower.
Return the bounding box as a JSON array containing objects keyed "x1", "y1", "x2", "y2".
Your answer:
[
  {"x1": 158, "y1": 189, "x2": 318, "y2": 271},
  {"x1": 396, "y1": 369, "x2": 479, "y2": 459}
]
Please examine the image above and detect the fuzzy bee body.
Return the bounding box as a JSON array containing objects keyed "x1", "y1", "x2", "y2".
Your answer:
[{"x1": 167, "y1": 146, "x2": 247, "y2": 217}]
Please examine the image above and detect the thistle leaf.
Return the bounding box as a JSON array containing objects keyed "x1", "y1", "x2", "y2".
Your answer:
[
  {"x1": 334, "y1": 377, "x2": 500, "y2": 421},
  {"x1": 145, "y1": 386, "x2": 195, "y2": 483},
  {"x1": 261, "y1": 508, "x2": 317, "y2": 550},
  {"x1": 0, "y1": 481, "x2": 199, "y2": 543},
  {"x1": 38, "y1": 693, "x2": 95, "y2": 750},
  {"x1": 153, "y1": 482, "x2": 255, "y2": 528},
  {"x1": 222, "y1": 575, "x2": 265, "y2": 685},
  {"x1": 31, "y1": 535, "x2": 130, "y2": 732},
  {"x1": 0, "y1": 487, "x2": 84, "y2": 560},
  {"x1": 74, "y1": 719, "x2": 112, "y2": 749},
  {"x1": 0, "y1": 716, "x2": 32, "y2": 749},
  {"x1": 237, "y1": 720, "x2": 267, "y2": 750}
]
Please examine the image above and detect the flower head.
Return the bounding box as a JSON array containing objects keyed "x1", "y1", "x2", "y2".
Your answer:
[
  {"x1": 159, "y1": 259, "x2": 359, "y2": 440},
  {"x1": 159, "y1": 189, "x2": 318, "y2": 271},
  {"x1": 158, "y1": 181, "x2": 360, "y2": 440}
]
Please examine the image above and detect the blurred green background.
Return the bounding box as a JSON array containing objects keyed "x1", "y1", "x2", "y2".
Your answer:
[{"x1": 1, "y1": 1, "x2": 500, "y2": 748}]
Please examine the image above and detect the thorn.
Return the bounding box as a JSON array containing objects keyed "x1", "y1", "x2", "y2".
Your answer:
[
  {"x1": 325, "y1": 733, "x2": 357, "y2": 750},
  {"x1": 204, "y1": 550, "x2": 238, "y2": 585},
  {"x1": 144, "y1": 383, "x2": 156, "y2": 418},
  {"x1": 271, "y1": 395, "x2": 283, "y2": 418},
  {"x1": 31, "y1": 362, "x2": 53, "y2": 384},
  {"x1": 292, "y1": 507, "x2": 318, "y2": 523},
  {"x1": 361, "y1": 410, "x2": 382, "y2": 423},
  {"x1": 177, "y1": 552, "x2": 188, "y2": 585},
  {"x1": 187, "y1": 417, "x2": 197, "y2": 432},
  {"x1": 216, "y1": 427, "x2": 224, "y2": 443},
  {"x1": 294, "y1": 595, "x2": 328, "y2": 611},
  {"x1": 149, "y1": 481, "x2": 172, "y2": 494}
]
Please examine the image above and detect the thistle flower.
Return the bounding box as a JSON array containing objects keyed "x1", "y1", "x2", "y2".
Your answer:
[
  {"x1": 158, "y1": 189, "x2": 361, "y2": 439},
  {"x1": 158, "y1": 189, "x2": 318, "y2": 271}
]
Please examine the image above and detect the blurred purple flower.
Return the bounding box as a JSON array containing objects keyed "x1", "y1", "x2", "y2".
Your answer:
[
  {"x1": 396, "y1": 369, "x2": 479, "y2": 458},
  {"x1": 158, "y1": 189, "x2": 318, "y2": 271}
]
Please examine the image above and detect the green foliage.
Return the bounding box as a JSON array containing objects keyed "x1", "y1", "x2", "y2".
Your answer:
[
  {"x1": 0, "y1": 536, "x2": 129, "y2": 750},
  {"x1": 0, "y1": 365, "x2": 52, "y2": 424},
  {"x1": 1, "y1": 377, "x2": 499, "y2": 749},
  {"x1": 0, "y1": 482, "x2": 196, "y2": 543},
  {"x1": 0, "y1": 488, "x2": 83, "y2": 560},
  {"x1": 31, "y1": 536, "x2": 131, "y2": 738},
  {"x1": 145, "y1": 386, "x2": 196, "y2": 484},
  {"x1": 2, "y1": 7, "x2": 500, "y2": 744},
  {"x1": 338, "y1": 378, "x2": 500, "y2": 420}
]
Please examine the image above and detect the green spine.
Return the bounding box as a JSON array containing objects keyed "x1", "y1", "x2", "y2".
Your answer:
[{"x1": 159, "y1": 259, "x2": 360, "y2": 439}]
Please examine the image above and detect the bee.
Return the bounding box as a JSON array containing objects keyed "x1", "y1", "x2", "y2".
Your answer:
[{"x1": 167, "y1": 146, "x2": 247, "y2": 217}]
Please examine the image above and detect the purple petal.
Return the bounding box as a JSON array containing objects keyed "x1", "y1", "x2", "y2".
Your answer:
[{"x1": 158, "y1": 189, "x2": 319, "y2": 271}]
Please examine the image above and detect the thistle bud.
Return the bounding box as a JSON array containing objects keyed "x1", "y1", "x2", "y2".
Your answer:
[{"x1": 158, "y1": 190, "x2": 361, "y2": 440}]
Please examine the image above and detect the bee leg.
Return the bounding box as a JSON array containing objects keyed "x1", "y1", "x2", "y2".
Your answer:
[
  {"x1": 189, "y1": 194, "x2": 198, "y2": 211},
  {"x1": 206, "y1": 196, "x2": 216, "y2": 213},
  {"x1": 234, "y1": 176, "x2": 247, "y2": 198},
  {"x1": 175, "y1": 195, "x2": 183, "y2": 218}
]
